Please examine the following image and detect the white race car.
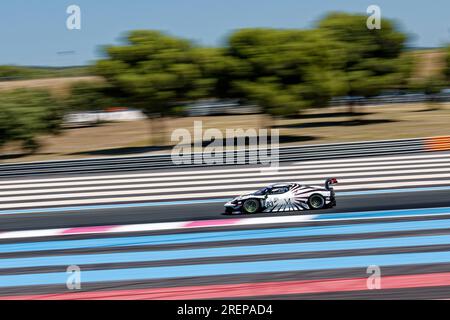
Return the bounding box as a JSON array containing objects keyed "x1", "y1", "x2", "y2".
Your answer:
[{"x1": 224, "y1": 178, "x2": 338, "y2": 214}]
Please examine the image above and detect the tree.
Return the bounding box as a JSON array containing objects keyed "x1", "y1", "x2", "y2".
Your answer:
[
  {"x1": 94, "y1": 30, "x2": 206, "y2": 144},
  {"x1": 191, "y1": 47, "x2": 247, "y2": 100},
  {"x1": 416, "y1": 77, "x2": 446, "y2": 110},
  {"x1": 409, "y1": 47, "x2": 449, "y2": 110},
  {"x1": 317, "y1": 12, "x2": 410, "y2": 115},
  {"x1": 221, "y1": 28, "x2": 347, "y2": 121},
  {"x1": 0, "y1": 89, "x2": 64, "y2": 153},
  {"x1": 445, "y1": 46, "x2": 450, "y2": 83},
  {"x1": 65, "y1": 81, "x2": 120, "y2": 112}
]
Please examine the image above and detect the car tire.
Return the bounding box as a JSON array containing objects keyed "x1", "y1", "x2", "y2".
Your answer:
[
  {"x1": 242, "y1": 199, "x2": 261, "y2": 214},
  {"x1": 308, "y1": 194, "x2": 326, "y2": 210}
]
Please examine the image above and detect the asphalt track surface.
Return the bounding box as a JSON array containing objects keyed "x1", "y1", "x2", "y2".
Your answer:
[
  {"x1": 0, "y1": 190, "x2": 449, "y2": 231},
  {"x1": 0, "y1": 151, "x2": 450, "y2": 299}
]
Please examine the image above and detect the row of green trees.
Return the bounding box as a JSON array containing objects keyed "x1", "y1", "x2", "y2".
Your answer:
[
  {"x1": 1, "y1": 12, "x2": 450, "y2": 153},
  {"x1": 93, "y1": 13, "x2": 413, "y2": 118},
  {"x1": 446, "y1": 46, "x2": 450, "y2": 82}
]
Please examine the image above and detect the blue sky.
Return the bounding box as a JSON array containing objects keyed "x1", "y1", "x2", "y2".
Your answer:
[{"x1": 1, "y1": 0, "x2": 449, "y2": 66}]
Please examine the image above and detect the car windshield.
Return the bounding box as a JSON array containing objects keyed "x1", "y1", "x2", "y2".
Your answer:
[{"x1": 253, "y1": 187, "x2": 269, "y2": 195}]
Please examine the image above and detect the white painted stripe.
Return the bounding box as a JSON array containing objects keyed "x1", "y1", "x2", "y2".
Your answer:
[
  {"x1": 2, "y1": 171, "x2": 450, "y2": 197},
  {"x1": 336, "y1": 180, "x2": 450, "y2": 190},
  {"x1": 1, "y1": 180, "x2": 450, "y2": 210},
  {"x1": 0, "y1": 215, "x2": 319, "y2": 240},
  {"x1": 2, "y1": 174, "x2": 450, "y2": 202},
  {"x1": 1, "y1": 161, "x2": 449, "y2": 191},
  {"x1": 297, "y1": 152, "x2": 450, "y2": 165},
  {"x1": 3, "y1": 205, "x2": 450, "y2": 241},
  {"x1": 112, "y1": 222, "x2": 186, "y2": 233},
  {"x1": 0, "y1": 229, "x2": 62, "y2": 240},
  {"x1": 1, "y1": 153, "x2": 449, "y2": 186},
  {"x1": 236, "y1": 215, "x2": 315, "y2": 226},
  {"x1": 0, "y1": 183, "x2": 310, "y2": 202},
  {"x1": 0, "y1": 215, "x2": 320, "y2": 240},
  {"x1": 0, "y1": 191, "x2": 244, "y2": 209}
]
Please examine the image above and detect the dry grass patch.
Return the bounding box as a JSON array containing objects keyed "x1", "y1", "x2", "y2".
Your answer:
[
  {"x1": 0, "y1": 76, "x2": 103, "y2": 97},
  {"x1": 1, "y1": 102, "x2": 449, "y2": 163}
]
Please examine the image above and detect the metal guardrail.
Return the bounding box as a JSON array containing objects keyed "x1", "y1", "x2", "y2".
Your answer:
[
  {"x1": 1, "y1": 136, "x2": 449, "y2": 178},
  {"x1": 329, "y1": 92, "x2": 450, "y2": 106}
]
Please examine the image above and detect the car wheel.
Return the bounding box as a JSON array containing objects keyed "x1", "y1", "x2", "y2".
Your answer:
[
  {"x1": 308, "y1": 194, "x2": 326, "y2": 210},
  {"x1": 243, "y1": 199, "x2": 261, "y2": 214}
]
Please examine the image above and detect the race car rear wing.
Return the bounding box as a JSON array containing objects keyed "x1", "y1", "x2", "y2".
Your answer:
[{"x1": 325, "y1": 178, "x2": 338, "y2": 190}]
